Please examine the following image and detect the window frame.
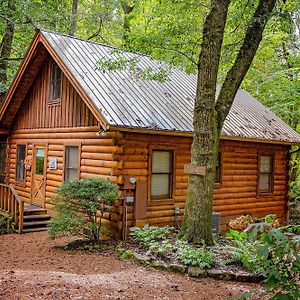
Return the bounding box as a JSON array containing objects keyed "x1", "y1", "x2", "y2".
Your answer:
[
  {"x1": 16, "y1": 144, "x2": 27, "y2": 185},
  {"x1": 257, "y1": 152, "x2": 274, "y2": 196},
  {"x1": 34, "y1": 146, "x2": 46, "y2": 177},
  {"x1": 148, "y1": 147, "x2": 175, "y2": 203},
  {"x1": 0, "y1": 142, "x2": 7, "y2": 183},
  {"x1": 49, "y1": 61, "x2": 62, "y2": 104},
  {"x1": 63, "y1": 144, "x2": 81, "y2": 182}
]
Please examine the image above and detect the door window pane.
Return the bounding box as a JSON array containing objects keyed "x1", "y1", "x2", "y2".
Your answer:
[
  {"x1": 16, "y1": 145, "x2": 26, "y2": 182},
  {"x1": 35, "y1": 148, "x2": 45, "y2": 175}
]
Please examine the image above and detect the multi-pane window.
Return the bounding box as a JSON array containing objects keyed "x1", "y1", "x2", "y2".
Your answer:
[
  {"x1": 65, "y1": 146, "x2": 79, "y2": 182},
  {"x1": 49, "y1": 62, "x2": 62, "y2": 102},
  {"x1": 16, "y1": 145, "x2": 26, "y2": 182},
  {"x1": 151, "y1": 150, "x2": 173, "y2": 200},
  {"x1": 258, "y1": 154, "x2": 274, "y2": 193}
]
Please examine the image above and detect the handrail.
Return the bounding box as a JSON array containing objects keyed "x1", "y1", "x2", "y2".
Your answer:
[{"x1": 0, "y1": 183, "x2": 24, "y2": 233}]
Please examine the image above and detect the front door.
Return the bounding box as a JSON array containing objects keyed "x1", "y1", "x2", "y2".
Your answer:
[{"x1": 31, "y1": 146, "x2": 46, "y2": 207}]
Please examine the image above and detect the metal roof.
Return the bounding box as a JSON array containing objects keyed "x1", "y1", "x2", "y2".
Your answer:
[{"x1": 42, "y1": 30, "x2": 300, "y2": 144}]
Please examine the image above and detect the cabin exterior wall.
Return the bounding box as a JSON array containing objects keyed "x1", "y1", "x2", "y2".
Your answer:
[{"x1": 117, "y1": 132, "x2": 290, "y2": 232}]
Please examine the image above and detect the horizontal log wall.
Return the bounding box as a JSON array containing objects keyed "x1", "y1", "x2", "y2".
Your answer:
[
  {"x1": 13, "y1": 59, "x2": 97, "y2": 130},
  {"x1": 7, "y1": 127, "x2": 124, "y2": 238},
  {"x1": 118, "y1": 132, "x2": 289, "y2": 232}
]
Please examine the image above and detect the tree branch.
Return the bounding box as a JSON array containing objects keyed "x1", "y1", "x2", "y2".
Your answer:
[
  {"x1": 152, "y1": 44, "x2": 197, "y2": 66},
  {"x1": 0, "y1": 57, "x2": 23, "y2": 61},
  {"x1": 215, "y1": 0, "x2": 277, "y2": 131}
]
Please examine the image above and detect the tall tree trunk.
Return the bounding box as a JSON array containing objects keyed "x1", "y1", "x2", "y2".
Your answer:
[
  {"x1": 121, "y1": 1, "x2": 134, "y2": 42},
  {"x1": 69, "y1": 0, "x2": 79, "y2": 36},
  {"x1": 182, "y1": 0, "x2": 277, "y2": 245},
  {"x1": 0, "y1": 0, "x2": 15, "y2": 103},
  {"x1": 181, "y1": 0, "x2": 230, "y2": 245}
]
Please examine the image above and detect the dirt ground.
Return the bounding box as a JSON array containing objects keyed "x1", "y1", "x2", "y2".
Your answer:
[{"x1": 0, "y1": 232, "x2": 260, "y2": 300}]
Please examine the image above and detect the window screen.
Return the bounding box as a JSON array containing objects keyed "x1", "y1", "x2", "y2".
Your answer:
[
  {"x1": 49, "y1": 63, "x2": 62, "y2": 102},
  {"x1": 151, "y1": 150, "x2": 173, "y2": 200},
  {"x1": 16, "y1": 145, "x2": 26, "y2": 182},
  {"x1": 258, "y1": 154, "x2": 273, "y2": 193},
  {"x1": 65, "y1": 146, "x2": 79, "y2": 182}
]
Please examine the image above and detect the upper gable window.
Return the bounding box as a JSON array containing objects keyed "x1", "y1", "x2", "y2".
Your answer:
[{"x1": 49, "y1": 62, "x2": 62, "y2": 103}]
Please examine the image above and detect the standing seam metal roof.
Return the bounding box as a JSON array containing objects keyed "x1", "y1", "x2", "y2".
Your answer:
[{"x1": 42, "y1": 30, "x2": 300, "y2": 144}]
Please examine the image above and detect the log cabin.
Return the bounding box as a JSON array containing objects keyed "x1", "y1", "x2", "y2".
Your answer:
[{"x1": 0, "y1": 29, "x2": 299, "y2": 237}]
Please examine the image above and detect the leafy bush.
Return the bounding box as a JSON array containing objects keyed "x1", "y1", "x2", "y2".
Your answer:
[
  {"x1": 222, "y1": 240, "x2": 261, "y2": 273},
  {"x1": 224, "y1": 218, "x2": 300, "y2": 300},
  {"x1": 256, "y1": 229, "x2": 300, "y2": 299},
  {"x1": 49, "y1": 178, "x2": 119, "y2": 241},
  {"x1": 130, "y1": 225, "x2": 215, "y2": 268},
  {"x1": 229, "y1": 215, "x2": 254, "y2": 231},
  {"x1": 0, "y1": 216, "x2": 10, "y2": 234}
]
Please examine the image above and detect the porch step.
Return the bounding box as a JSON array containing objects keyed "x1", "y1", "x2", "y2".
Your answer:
[
  {"x1": 23, "y1": 214, "x2": 51, "y2": 220},
  {"x1": 23, "y1": 220, "x2": 51, "y2": 227},
  {"x1": 22, "y1": 204, "x2": 51, "y2": 233},
  {"x1": 22, "y1": 227, "x2": 49, "y2": 233}
]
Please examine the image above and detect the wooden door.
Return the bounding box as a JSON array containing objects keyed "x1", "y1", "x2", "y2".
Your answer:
[{"x1": 31, "y1": 146, "x2": 47, "y2": 207}]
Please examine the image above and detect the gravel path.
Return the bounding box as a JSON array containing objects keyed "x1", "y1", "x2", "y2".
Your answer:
[{"x1": 0, "y1": 232, "x2": 260, "y2": 299}]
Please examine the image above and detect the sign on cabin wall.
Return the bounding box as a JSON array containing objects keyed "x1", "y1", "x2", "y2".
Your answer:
[
  {"x1": 184, "y1": 164, "x2": 206, "y2": 176},
  {"x1": 48, "y1": 157, "x2": 58, "y2": 170}
]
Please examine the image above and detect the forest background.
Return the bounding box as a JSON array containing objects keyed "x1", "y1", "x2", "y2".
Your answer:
[{"x1": 0, "y1": 0, "x2": 299, "y2": 206}]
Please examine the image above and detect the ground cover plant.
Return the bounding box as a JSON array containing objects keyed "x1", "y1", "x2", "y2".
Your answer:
[
  {"x1": 49, "y1": 177, "x2": 119, "y2": 241},
  {"x1": 130, "y1": 215, "x2": 299, "y2": 300},
  {"x1": 130, "y1": 225, "x2": 215, "y2": 269}
]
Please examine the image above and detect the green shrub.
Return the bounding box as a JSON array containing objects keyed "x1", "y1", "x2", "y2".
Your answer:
[
  {"x1": 0, "y1": 216, "x2": 9, "y2": 234},
  {"x1": 222, "y1": 240, "x2": 261, "y2": 273},
  {"x1": 49, "y1": 178, "x2": 119, "y2": 241},
  {"x1": 224, "y1": 219, "x2": 300, "y2": 300},
  {"x1": 256, "y1": 229, "x2": 300, "y2": 299}
]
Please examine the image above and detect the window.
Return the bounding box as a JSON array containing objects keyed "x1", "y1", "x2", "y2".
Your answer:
[
  {"x1": 65, "y1": 146, "x2": 79, "y2": 182},
  {"x1": 35, "y1": 148, "x2": 45, "y2": 175},
  {"x1": 215, "y1": 152, "x2": 221, "y2": 184},
  {"x1": 151, "y1": 150, "x2": 173, "y2": 200},
  {"x1": 0, "y1": 143, "x2": 7, "y2": 183},
  {"x1": 258, "y1": 153, "x2": 274, "y2": 194},
  {"x1": 49, "y1": 62, "x2": 62, "y2": 102},
  {"x1": 16, "y1": 145, "x2": 26, "y2": 182}
]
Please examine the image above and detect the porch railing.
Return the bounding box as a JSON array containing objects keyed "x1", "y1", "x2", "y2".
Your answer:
[{"x1": 0, "y1": 184, "x2": 24, "y2": 233}]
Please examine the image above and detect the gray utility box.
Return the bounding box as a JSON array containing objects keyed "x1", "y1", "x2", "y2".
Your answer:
[{"x1": 212, "y1": 212, "x2": 221, "y2": 234}]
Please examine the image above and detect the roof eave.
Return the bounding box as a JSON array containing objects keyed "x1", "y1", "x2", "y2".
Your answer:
[{"x1": 108, "y1": 125, "x2": 300, "y2": 145}]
